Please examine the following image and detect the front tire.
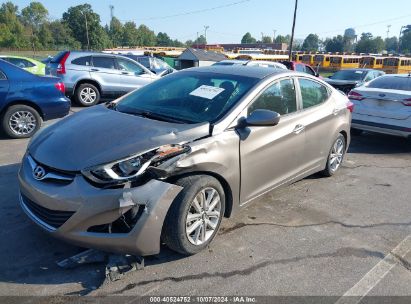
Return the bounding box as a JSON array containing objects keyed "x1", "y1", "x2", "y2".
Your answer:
[
  {"x1": 162, "y1": 175, "x2": 225, "y2": 255},
  {"x1": 74, "y1": 83, "x2": 100, "y2": 107},
  {"x1": 321, "y1": 133, "x2": 346, "y2": 177},
  {"x1": 1, "y1": 105, "x2": 42, "y2": 138}
]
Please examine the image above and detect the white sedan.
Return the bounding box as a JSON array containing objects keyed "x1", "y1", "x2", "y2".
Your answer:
[{"x1": 348, "y1": 74, "x2": 411, "y2": 138}]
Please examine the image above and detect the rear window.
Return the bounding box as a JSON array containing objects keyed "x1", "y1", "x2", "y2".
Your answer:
[
  {"x1": 72, "y1": 56, "x2": 91, "y2": 66},
  {"x1": 0, "y1": 70, "x2": 6, "y2": 80},
  {"x1": 367, "y1": 76, "x2": 411, "y2": 91},
  {"x1": 51, "y1": 51, "x2": 69, "y2": 63}
]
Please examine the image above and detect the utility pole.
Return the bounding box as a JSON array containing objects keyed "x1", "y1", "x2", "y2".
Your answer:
[
  {"x1": 81, "y1": 10, "x2": 90, "y2": 51},
  {"x1": 196, "y1": 32, "x2": 199, "y2": 49},
  {"x1": 261, "y1": 32, "x2": 264, "y2": 43},
  {"x1": 204, "y1": 25, "x2": 209, "y2": 44},
  {"x1": 109, "y1": 5, "x2": 114, "y2": 20},
  {"x1": 288, "y1": 0, "x2": 298, "y2": 61},
  {"x1": 273, "y1": 29, "x2": 277, "y2": 43}
]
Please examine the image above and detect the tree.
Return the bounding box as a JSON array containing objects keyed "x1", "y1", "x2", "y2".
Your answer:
[
  {"x1": 325, "y1": 35, "x2": 344, "y2": 52},
  {"x1": 21, "y1": 2, "x2": 48, "y2": 51},
  {"x1": 400, "y1": 31, "x2": 411, "y2": 54},
  {"x1": 355, "y1": 32, "x2": 384, "y2": 53},
  {"x1": 241, "y1": 32, "x2": 256, "y2": 44},
  {"x1": 385, "y1": 37, "x2": 398, "y2": 52},
  {"x1": 122, "y1": 21, "x2": 138, "y2": 46},
  {"x1": 136, "y1": 24, "x2": 156, "y2": 46},
  {"x1": 157, "y1": 32, "x2": 172, "y2": 46},
  {"x1": 262, "y1": 36, "x2": 272, "y2": 43},
  {"x1": 0, "y1": 2, "x2": 28, "y2": 48},
  {"x1": 48, "y1": 20, "x2": 80, "y2": 49},
  {"x1": 193, "y1": 35, "x2": 207, "y2": 45},
  {"x1": 63, "y1": 4, "x2": 110, "y2": 50},
  {"x1": 185, "y1": 39, "x2": 194, "y2": 47},
  {"x1": 108, "y1": 17, "x2": 123, "y2": 47},
  {"x1": 301, "y1": 34, "x2": 319, "y2": 51},
  {"x1": 274, "y1": 34, "x2": 290, "y2": 44}
]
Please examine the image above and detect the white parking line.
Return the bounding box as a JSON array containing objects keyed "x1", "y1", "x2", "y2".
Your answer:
[{"x1": 335, "y1": 235, "x2": 411, "y2": 304}]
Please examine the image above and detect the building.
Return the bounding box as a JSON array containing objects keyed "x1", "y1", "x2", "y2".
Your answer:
[{"x1": 175, "y1": 48, "x2": 227, "y2": 69}]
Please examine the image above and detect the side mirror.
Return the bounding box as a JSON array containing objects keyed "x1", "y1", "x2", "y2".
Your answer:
[{"x1": 244, "y1": 109, "x2": 281, "y2": 127}]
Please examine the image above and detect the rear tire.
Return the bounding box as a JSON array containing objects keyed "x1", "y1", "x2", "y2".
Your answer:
[
  {"x1": 74, "y1": 83, "x2": 100, "y2": 107},
  {"x1": 162, "y1": 175, "x2": 225, "y2": 255},
  {"x1": 321, "y1": 133, "x2": 346, "y2": 177},
  {"x1": 1, "y1": 105, "x2": 41, "y2": 139}
]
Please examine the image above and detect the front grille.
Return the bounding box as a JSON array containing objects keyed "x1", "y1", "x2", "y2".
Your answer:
[{"x1": 21, "y1": 194, "x2": 75, "y2": 229}]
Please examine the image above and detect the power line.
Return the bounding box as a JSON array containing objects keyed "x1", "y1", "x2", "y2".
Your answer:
[{"x1": 139, "y1": 0, "x2": 251, "y2": 21}]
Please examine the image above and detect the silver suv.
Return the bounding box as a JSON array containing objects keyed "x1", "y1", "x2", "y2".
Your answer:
[{"x1": 46, "y1": 51, "x2": 159, "y2": 106}]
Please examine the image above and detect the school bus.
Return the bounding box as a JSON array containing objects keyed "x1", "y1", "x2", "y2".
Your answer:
[
  {"x1": 329, "y1": 55, "x2": 361, "y2": 69},
  {"x1": 313, "y1": 54, "x2": 331, "y2": 68},
  {"x1": 302, "y1": 54, "x2": 315, "y2": 65},
  {"x1": 359, "y1": 56, "x2": 384, "y2": 69},
  {"x1": 234, "y1": 53, "x2": 289, "y2": 62},
  {"x1": 292, "y1": 53, "x2": 304, "y2": 62},
  {"x1": 382, "y1": 57, "x2": 411, "y2": 74}
]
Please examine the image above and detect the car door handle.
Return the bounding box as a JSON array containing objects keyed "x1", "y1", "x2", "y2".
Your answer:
[
  {"x1": 293, "y1": 124, "x2": 305, "y2": 134},
  {"x1": 91, "y1": 68, "x2": 99, "y2": 71},
  {"x1": 121, "y1": 71, "x2": 130, "y2": 75}
]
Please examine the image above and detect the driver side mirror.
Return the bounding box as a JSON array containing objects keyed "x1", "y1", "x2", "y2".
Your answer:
[{"x1": 239, "y1": 109, "x2": 281, "y2": 128}]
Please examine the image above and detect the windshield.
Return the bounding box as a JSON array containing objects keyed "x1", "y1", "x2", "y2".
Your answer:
[
  {"x1": 116, "y1": 71, "x2": 259, "y2": 124},
  {"x1": 367, "y1": 76, "x2": 411, "y2": 91},
  {"x1": 330, "y1": 70, "x2": 365, "y2": 81}
]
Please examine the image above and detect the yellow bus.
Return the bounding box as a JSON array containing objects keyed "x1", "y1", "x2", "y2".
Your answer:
[
  {"x1": 359, "y1": 56, "x2": 384, "y2": 69},
  {"x1": 313, "y1": 54, "x2": 330, "y2": 68},
  {"x1": 329, "y1": 55, "x2": 361, "y2": 69},
  {"x1": 292, "y1": 53, "x2": 304, "y2": 62},
  {"x1": 382, "y1": 57, "x2": 411, "y2": 74},
  {"x1": 302, "y1": 54, "x2": 315, "y2": 65},
  {"x1": 234, "y1": 54, "x2": 289, "y2": 62}
]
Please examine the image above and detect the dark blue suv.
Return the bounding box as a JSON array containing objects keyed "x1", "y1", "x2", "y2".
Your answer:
[{"x1": 0, "y1": 59, "x2": 70, "y2": 138}]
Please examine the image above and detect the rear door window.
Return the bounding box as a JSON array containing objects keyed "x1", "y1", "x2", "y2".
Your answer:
[
  {"x1": 299, "y1": 78, "x2": 330, "y2": 109},
  {"x1": 248, "y1": 78, "x2": 297, "y2": 115},
  {"x1": 296, "y1": 64, "x2": 305, "y2": 72},
  {"x1": 71, "y1": 56, "x2": 91, "y2": 66},
  {"x1": 92, "y1": 56, "x2": 116, "y2": 69},
  {"x1": 304, "y1": 66, "x2": 316, "y2": 76}
]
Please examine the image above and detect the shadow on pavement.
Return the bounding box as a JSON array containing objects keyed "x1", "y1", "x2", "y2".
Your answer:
[{"x1": 349, "y1": 132, "x2": 411, "y2": 154}]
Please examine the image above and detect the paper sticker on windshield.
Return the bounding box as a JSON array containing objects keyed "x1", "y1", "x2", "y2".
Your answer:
[
  {"x1": 355, "y1": 71, "x2": 363, "y2": 74},
  {"x1": 189, "y1": 85, "x2": 225, "y2": 100}
]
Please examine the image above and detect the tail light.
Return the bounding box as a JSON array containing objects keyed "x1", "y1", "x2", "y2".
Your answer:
[
  {"x1": 56, "y1": 52, "x2": 70, "y2": 75},
  {"x1": 402, "y1": 98, "x2": 411, "y2": 106},
  {"x1": 347, "y1": 90, "x2": 364, "y2": 101},
  {"x1": 347, "y1": 101, "x2": 354, "y2": 113},
  {"x1": 54, "y1": 82, "x2": 65, "y2": 94}
]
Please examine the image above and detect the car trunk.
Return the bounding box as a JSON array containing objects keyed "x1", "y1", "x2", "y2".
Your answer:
[{"x1": 353, "y1": 88, "x2": 411, "y2": 120}]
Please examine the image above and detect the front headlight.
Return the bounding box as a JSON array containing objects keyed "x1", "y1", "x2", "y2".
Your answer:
[{"x1": 82, "y1": 144, "x2": 189, "y2": 185}]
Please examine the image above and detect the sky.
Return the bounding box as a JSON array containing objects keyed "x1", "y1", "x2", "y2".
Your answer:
[{"x1": 7, "y1": 0, "x2": 411, "y2": 44}]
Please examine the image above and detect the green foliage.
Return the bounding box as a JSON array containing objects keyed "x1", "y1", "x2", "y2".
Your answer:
[
  {"x1": 241, "y1": 32, "x2": 256, "y2": 44},
  {"x1": 302, "y1": 34, "x2": 319, "y2": 52},
  {"x1": 108, "y1": 17, "x2": 123, "y2": 47},
  {"x1": 193, "y1": 35, "x2": 207, "y2": 45},
  {"x1": 385, "y1": 37, "x2": 398, "y2": 52},
  {"x1": 274, "y1": 35, "x2": 290, "y2": 44},
  {"x1": 355, "y1": 32, "x2": 384, "y2": 53},
  {"x1": 325, "y1": 35, "x2": 344, "y2": 52},
  {"x1": 400, "y1": 31, "x2": 411, "y2": 54},
  {"x1": 262, "y1": 36, "x2": 272, "y2": 43}
]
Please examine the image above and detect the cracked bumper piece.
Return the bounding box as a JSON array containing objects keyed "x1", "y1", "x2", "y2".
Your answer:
[{"x1": 18, "y1": 155, "x2": 182, "y2": 256}]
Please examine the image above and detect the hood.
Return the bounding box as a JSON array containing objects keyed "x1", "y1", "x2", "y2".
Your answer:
[
  {"x1": 29, "y1": 105, "x2": 210, "y2": 171},
  {"x1": 324, "y1": 78, "x2": 359, "y2": 86}
]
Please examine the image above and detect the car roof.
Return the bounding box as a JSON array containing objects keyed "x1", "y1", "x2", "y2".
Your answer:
[
  {"x1": 337, "y1": 68, "x2": 376, "y2": 72},
  {"x1": 182, "y1": 65, "x2": 289, "y2": 79}
]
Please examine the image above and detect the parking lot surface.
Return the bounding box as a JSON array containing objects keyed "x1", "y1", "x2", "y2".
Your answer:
[{"x1": 0, "y1": 107, "x2": 410, "y2": 297}]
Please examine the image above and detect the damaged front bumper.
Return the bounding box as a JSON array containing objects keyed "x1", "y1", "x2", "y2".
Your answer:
[{"x1": 18, "y1": 155, "x2": 182, "y2": 256}]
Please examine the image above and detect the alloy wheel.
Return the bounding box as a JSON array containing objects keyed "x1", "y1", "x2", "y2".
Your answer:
[
  {"x1": 8, "y1": 111, "x2": 37, "y2": 135},
  {"x1": 329, "y1": 137, "x2": 345, "y2": 172},
  {"x1": 79, "y1": 87, "x2": 97, "y2": 104},
  {"x1": 185, "y1": 187, "x2": 221, "y2": 246}
]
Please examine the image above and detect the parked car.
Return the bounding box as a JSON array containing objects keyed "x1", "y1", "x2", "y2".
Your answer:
[
  {"x1": 213, "y1": 60, "x2": 287, "y2": 70},
  {"x1": 0, "y1": 55, "x2": 45, "y2": 75},
  {"x1": 0, "y1": 59, "x2": 70, "y2": 138},
  {"x1": 122, "y1": 54, "x2": 175, "y2": 75},
  {"x1": 325, "y1": 68, "x2": 385, "y2": 94},
  {"x1": 46, "y1": 51, "x2": 159, "y2": 106},
  {"x1": 19, "y1": 66, "x2": 352, "y2": 256},
  {"x1": 281, "y1": 61, "x2": 320, "y2": 77},
  {"x1": 348, "y1": 74, "x2": 411, "y2": 138}
]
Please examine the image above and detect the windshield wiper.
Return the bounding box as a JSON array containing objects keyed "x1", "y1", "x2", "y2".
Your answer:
[{"x1": 125, "y1": 110, "x2": 192, "y2": 124}]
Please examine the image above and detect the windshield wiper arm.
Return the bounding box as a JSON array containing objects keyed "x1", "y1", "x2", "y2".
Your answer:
[{"x1": 128, "y1": 110, "x2": 192, "y2": 123}]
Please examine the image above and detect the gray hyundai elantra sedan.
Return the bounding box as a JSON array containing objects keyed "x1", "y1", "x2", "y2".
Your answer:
[{"x1": 19, "y1": 66, "x2": 352, "y2": 256}]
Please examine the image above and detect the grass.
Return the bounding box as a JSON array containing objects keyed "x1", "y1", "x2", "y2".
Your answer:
[{"x1": 0, "y1": 50, "x2": 58, "y2": 61}]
